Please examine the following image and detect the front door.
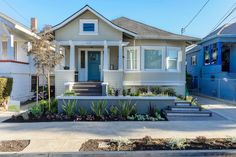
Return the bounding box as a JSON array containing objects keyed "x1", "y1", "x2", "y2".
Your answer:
[{"x1": 88, "y1": 51, "x2": 101, "y2": 81}]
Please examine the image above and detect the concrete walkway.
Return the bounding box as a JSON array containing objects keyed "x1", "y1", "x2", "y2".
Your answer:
[{"x1": 195, "y1": 96, "x2": 236, "y2": 121}]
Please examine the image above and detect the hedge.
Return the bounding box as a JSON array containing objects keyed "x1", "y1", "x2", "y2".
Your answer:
[{"x1": 0, "y1": 77, "x2": 13, "y2": 105}]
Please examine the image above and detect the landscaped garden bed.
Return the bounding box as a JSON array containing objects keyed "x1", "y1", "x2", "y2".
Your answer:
[
  {"x1": 0, "y1": 140, "x2": 30, "y2": 152},
  {"x1": 80, "y1": 136, "x2": 236, "y2": 151},
  {"x1": 3, "y1": 99, "x2": 167, "y2": 122}
]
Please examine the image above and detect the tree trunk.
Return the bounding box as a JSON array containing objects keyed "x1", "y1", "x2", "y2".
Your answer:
[
  {"x1": 36, "y1": 75, "x2": 39, "y2": 105},
  {"x1": 47, "y1": 72, "x2": 51, "y2": 111}
]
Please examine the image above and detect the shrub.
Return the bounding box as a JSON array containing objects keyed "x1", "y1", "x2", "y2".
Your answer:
[
  {"x1": 64, "y1": 90, "x2": 76, "y2": 96},
  {"x1": 150, "y1": 86, "x2": 162, "y2": 95},
  {"x1": 39, "y1": 99, "x2": 58, "y2": 113},
  {"x1": 30, "y1": 104, "x2": 43, "y2": 117},
  {"x1": 138, "y1": 87, "x2": 148, "y2": 94},
  {"x1": 91, "y1": 101, "x2": 107, "y2": 118},
  {"x1": 122, "y1": 89, "x2": 127, "y2": 96},
  {"x1": 108, "y1": 86, "x2": 114, "y2": 96},
  {"x1": 78, "y1": 107, "x2": 87, "y2": 117},
  {"x1": 168, "y1": 138, "x2": 188, "y2": 149},
  {"x1": 118, "y1": 101, "x2": 136, "y2": 118},
  {"x1": 148, "y1": 103, "x2": 157, "y2": 117},
  {"x1": 62, "y1": 100, "x2": 77, "y2": 117},
  {"x1": 0, "y1": 77, "x2": 13, "y2": 105},
  {"x1": 108, "y1": 105, "x2": 119, "y2": 117},
  {"x1": 163, "y1": 88, "x2": 176, "y2": 96}
]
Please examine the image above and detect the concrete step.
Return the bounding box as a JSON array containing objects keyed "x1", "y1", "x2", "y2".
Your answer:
[
  {"x1": 164, "y1": 110, "x2": 212, "y2": 117},
  {"x1": 73, "y1": 84, "x2": 102, "y2": 88},
  {"x1": 170, "y1": 106, "x2": 201, "y2": 112},
  {"x1": 75, "y1": 93, "x2": 102, "y2": 96},
  {"x1": 73, "y1": 88, "x2": 102, "y2": 92},
  {"x1": 175, "y1": 101, "x2": 191, "y2": 107}
]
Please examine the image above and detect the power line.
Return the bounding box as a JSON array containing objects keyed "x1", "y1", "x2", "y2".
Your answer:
[
  {"x1": 1, "y1": 0, "x2": 29, "y2": 24},
  {"x1": 181, "y1": 0, "x2": 210, "y2": 34},
  {"x1": 211, "y1": 2, "x2": 236, "y2": 32}
]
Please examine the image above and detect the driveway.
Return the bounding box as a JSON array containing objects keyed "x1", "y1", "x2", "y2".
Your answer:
[{"x1": 195, "y1": 95, "x2": 236, "y2": 121}]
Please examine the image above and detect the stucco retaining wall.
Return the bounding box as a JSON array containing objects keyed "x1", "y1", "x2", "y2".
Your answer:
[{"x1": 57, "y1": 96, "x2": 176, "y2": 114}]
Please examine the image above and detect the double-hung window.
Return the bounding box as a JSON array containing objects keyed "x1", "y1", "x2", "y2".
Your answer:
[
  {"x1": 166, "y1": 47, "x2": 181, "y2": 71},
  {"x1": 79, "y1": 19, "x2": 98, "y2": 35},
  {"x1": 124, "y1": 46, "x2": 140, "y2": 71},
  {"x1": 142, "y1": 46, "x2": 164, "y2": 70},
  {"x1": 1, "y1": 41, "x2": 17, "y2": 60},
  {"x1": 191, "y1": 55, "x2": 197, "y2": 65}
]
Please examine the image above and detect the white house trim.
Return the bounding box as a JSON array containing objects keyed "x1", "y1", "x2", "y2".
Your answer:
[
  {"x1": 58, "y1": 40, "x2": 129, "y2": 46},
  {"x1": 124, "y1": 46, "x2": 141, "y2": 71},
  {"x1": 51, "y1": 5, "x2": 137, "y2": 37}
]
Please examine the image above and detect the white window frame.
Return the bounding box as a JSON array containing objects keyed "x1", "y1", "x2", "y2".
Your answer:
[
  {"x1": 191, "y1": 55, "x2": 197, "y2": 66},
  {"x1": 79, "y1": 19, "x2": 98, "y2": 35},
  {"x1": 166, "y1": 46, "x2": 181, "y2": 72},
  {"x1": 141, "y1": 46, "x2": 165, "y2": 71},
  {"x1": 124, "y1": 46, "x2": 140, "y2": 71}
]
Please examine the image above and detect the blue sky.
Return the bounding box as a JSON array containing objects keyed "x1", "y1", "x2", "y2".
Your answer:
[{"x1": 0, "y1": 0, "x2": 235, "y2": 38}]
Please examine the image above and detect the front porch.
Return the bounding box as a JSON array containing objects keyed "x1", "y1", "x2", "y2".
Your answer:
[{"x1": 55, "y1": 40, "x2": 128, "y2": 96}]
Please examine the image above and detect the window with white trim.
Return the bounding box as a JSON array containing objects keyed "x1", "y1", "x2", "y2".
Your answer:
[
  {"x1": 1, "y1": 41, "x2": 17, "y2": 60},
  {"x1": 191, "y1": 55, "x2": 197, "y2": 65},
  {"x1": 143, "y1": 46, "x2": 164, "y2": 70},
  {"x1": 79, "y1": 19, "x2": 98, "y2": 35},
  {"x1": 166, "y1": 47, "x2": 181, "y2": 71},
  {"x1": 124, "y1": 47, "x2": 140, "y2": 71}
]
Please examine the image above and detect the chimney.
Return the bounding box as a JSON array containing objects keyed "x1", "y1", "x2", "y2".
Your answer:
[{"x1": 31, "y1": 18, "x2": 38, "y2": 32}]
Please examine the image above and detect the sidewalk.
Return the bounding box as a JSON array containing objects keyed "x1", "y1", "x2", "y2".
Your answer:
[
  {"x1": 195, "y1": 95, "x2": 236, "y2": 121},
  {"x1": 0, "y1": 120, "x2": 236, "y2": 153}
]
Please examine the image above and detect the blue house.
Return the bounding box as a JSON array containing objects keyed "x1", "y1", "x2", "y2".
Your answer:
[{"x1": 186, "y1": 22, "x2": 236, "y2": 101}]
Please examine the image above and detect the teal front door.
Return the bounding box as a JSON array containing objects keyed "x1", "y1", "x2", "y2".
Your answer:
[{"x1": 88, "y1": 51, "x2": 101, "y2": 81}]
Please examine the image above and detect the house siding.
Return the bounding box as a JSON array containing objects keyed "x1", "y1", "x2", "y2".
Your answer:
[{"x1": 55, "y1": 10, "x2": 123, "y2": 41}]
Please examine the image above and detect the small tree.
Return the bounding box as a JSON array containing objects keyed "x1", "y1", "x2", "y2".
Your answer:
[{"x1": 26, "y1": 31, "x2": 63, "y2": 111}]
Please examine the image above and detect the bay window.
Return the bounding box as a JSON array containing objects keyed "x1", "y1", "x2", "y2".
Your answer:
[
  {"x1": 124, "y1": 46, "x2": 140, "y2": 71},
  {"x1": 166, "y1": 47, "x2": 180, "y2": 71},
  {"x1": 142, "y1": 46, "x2": 164, "y2": 70}
]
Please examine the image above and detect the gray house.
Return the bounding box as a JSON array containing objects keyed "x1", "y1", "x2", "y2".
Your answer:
[{"x1": 51, "y1": 5, "x2": 199, "y2": 96}]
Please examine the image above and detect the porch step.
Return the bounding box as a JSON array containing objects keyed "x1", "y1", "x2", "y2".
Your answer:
[
  {"x1": 175, "y1": 101, "x2": 192, "y2": 107},
  {"x1": 164, "y1": 110, "x2": 212, "y2": 117},
  {"x1": 170, "y1": 106, "x2": 201, "y2": 112},
  {"x1": 72, "y1": 82, "x2": 102, "y2": 96}
]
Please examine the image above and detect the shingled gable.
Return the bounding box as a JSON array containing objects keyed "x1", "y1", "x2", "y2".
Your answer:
[{"x1": 51, "y1": 5, "x2": 137, "y2": 37}]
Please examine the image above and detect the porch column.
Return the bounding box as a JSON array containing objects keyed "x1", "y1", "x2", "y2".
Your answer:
[
  {"x1": 103, "y1": 40, "x2": 108, "y2": 70},
  {"x1": 217, "y1": 42, "x2": 222, "y2": 65},
  {"x1": 118, "y1": 41, "x2": 123, "y2": 70},
  {"x1": 7, "y1": 35, "x2": 14, "y2": 60},
  {"x1": 69, "y1": 41, "x2": 75, "y2": 70}
]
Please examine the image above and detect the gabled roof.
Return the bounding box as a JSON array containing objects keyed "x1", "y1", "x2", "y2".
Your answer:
[
  {"x1": 201, "y1": 22, "x2": 236, "y2": 43},
  {"x1": 112, "y1": 17, "x2": 200, "y2": 41},
  {"x1": 51, "y1": 5, "x2": 137, "y2": 37},
  {"x1": 0, "y1": 12, "x2": 38, "y2": 38}
]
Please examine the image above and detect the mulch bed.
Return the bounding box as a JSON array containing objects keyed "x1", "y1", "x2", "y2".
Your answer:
[
  {"x1": 0, "y1": 140, "x2": 30, "y2": 152},
  {"x1": 3, "y1": 113, "x2": 167, "y2": 123},
  {"x1": 80, "y1": 136, "x2": 236, "y2": 151}
]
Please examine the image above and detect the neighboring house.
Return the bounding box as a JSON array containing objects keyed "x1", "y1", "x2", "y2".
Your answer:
[
  {"x1": 51, "y1": 5, "x2": 199, "y2": 96},
  {"x1": 0, "y1": 12, "x2": 39, "y2": 102},
  {"x1": 186, "y1": 22, "x2": 236, "y2": 101}
]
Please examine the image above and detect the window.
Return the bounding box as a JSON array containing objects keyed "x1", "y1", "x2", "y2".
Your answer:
[
  {"x1": 2, "y1": 41, "x2": 7, "y2": 60},
  {"x1": 80, "y1": 51, "x2": 85, "y2": 68},
  {"x1": 204, "y1": 47, "x2": 210, "y2": 65},
  {"x1": 1, "y1": 41, "x2": 17, "y2": 60},
  {"x1": 79, "y1": 19, "x2": 98, "y2": 35},
  {"x1": 191, "y1": 55, "x2": 197, "y2": 65},
  {"x1": 143, "y1": 47, "x2": 163, "y2": 70},
  {"x1": 31, "y1": 76, "x2": 37, "y2": 92},
  {"x1": 167, "y1": 47, "x2": 180, "y2": 71},
  {"x1": 211, "y1": 44, "x2": 218, "y2": 64},
  {"x1": 124, "y1": 47, "x2": 140, "y2": 71},
  {"x1": 83, "y1": 23, "x2": 95, "y2": 32}
]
